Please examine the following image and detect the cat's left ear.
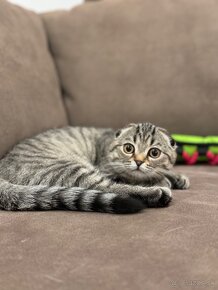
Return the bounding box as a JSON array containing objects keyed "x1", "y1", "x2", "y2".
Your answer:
[
  {"x1": 157, "y1": 127, "x2": 170, "y2": 136},
  {"x1": 169, "y1": 137, "x2": 176, "y2": 148},
  {"x1": 158, "y1": 127, "x2": 177, "y2": 148}
]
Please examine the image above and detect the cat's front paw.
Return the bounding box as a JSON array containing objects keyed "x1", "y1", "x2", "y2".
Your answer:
[
  {"x1": 174, "y1": 174, "x2": 190, "y2": 190},
  {"x1": 147, "y1": 187, "x2": 172, "y2": 208}
]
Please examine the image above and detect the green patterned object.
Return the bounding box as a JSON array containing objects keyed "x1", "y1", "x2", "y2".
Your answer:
[{"x1": 171, "y1": 135, "x2": 218, "y2": 165}]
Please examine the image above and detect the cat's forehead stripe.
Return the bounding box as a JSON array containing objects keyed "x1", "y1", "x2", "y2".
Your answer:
[
  {"x1": 131, "y1": 124, "x2": 155, "y2": 145},
  {"x1": 121, "y1": 123, "x2": 160, "y2": 146},
  {"x1": 144, "y1": 134, "x2": 151, "y2": 145},
  {"x1": 151, "y1": 125, "x2": 156, "y2": 136}
]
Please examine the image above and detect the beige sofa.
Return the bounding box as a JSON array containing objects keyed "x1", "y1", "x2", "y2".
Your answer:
[{"x1": 0, "y1": 1, "x2": 217, "y2": 289}]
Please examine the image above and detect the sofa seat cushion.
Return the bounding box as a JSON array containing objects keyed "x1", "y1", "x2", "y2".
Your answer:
[
  {"x1": 0, "y1": 0, "x2": 68, "y2": 157},
  {"x1": 0, "y1": 165, "x2": 217, "y2": 290},
  {"x1": 43, "y1": 0, "x2": 218, "y2": 134}
]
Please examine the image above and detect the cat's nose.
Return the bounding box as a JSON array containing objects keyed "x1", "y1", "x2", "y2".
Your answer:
[{"x1": 135, "y1": 160, "x2": 143, "y2": 167}]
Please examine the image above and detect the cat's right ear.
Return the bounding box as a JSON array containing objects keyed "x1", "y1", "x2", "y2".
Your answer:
[
  {"x1": 115, "y1": 129, "x2": 122, "y2": 138},
  {"x1": 115, "y1": 124, "x2": 134, "y2": 138}
]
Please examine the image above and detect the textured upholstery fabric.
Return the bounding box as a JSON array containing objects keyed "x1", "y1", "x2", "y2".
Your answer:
[
  {"x1": 43, "y1": 0, "x2": 218, "y2": 134},
  {"x1": 0, "y1": 166, "x2": 217, "y2": 290},
  {"x1": 0, "y1": 1, "x2": 217, "y2": 290},
  {"x1": 0, "y1": 0, "x2": 68, "y2": 157}
]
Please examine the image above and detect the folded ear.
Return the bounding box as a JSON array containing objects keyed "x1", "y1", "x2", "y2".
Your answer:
[
  {"x1": 158, "y1": 127, "x2": 177, "y2": 148},
  {"x1": 157, "y1": 126, "x2": 170, "y2": 136},
  {"x1": 115, "y1": 123, "x2": 136, "y2": 138},
  {"x1": 169, "y1": 137, "x2": 176, "y2": 147},
  {"x1": 115, "y1": 129, "x2": 122, "y2": 138}
]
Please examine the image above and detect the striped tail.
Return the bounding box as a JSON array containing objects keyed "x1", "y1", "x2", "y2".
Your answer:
[{"x1": 0, "y1": 179, "x2": 144, "y2": 214}]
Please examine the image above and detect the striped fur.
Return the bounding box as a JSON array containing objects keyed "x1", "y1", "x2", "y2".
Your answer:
[
  {"x1": 0, "y1": 179, "x2": 144, "y2": 214},
  {"x1": 0, "y1": 123, "x2": 189, "y2": 214}
]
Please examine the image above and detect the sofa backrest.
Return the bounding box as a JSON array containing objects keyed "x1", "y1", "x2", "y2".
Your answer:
[
  {"x1": 0, "y1": 1, "x2": 68, "y2": 157},
  {"x1": 43, "y1": 0, "x2": 218, "y2": 135}
]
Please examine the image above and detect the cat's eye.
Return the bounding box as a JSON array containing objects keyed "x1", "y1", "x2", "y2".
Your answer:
[
  {"x1": 148, "y1": 148, "x2": 161, "y2": 159},
  {"x1": 123, "y1": 143, "x2": 135, "y2": 154}
]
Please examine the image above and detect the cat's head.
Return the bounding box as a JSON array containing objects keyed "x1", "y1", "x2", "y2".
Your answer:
[{"x1": 106, "y1": 123, "x2": 177, "y2": 183}]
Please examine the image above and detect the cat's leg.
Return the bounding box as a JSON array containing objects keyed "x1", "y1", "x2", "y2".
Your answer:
[
  {"x1": 38, "y1": 162, "x2": 172, "y2": 208},
  {"x1": 161, "y1": 170, "x2": 190, "y2": 190},
  {"x1": 153, "y1": 177, "x2": 172, "y2": 189},
  {"x1": 109, "y1": 183, "x2": 172, "y2": 208},
  {"x1": 63, "y1": 165, "x2": 172, "y2": 207}
]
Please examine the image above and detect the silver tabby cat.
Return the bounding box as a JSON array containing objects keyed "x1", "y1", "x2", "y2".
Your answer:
[{"x1": 0, "y1": 123, "x2": 189, "y2": 214}]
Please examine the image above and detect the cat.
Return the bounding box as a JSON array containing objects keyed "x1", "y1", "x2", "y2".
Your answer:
[{"x1": 0, "y1": 123, "x2": 189, "y2": 214}]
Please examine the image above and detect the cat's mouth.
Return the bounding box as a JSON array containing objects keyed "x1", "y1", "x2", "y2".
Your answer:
[
  {"x1": 132, "y1": 168, "x2": 146, "y2": 175},
  {"x1": 131, "y1": 165, "x2": 150, "y2": 172}
]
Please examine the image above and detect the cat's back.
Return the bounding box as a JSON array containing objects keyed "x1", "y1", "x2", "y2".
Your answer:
[
  {"x1": 2, "y1": 126, "x2": 104, "y2": 159},
  {"x1": 0, "y1": 126, "x2": 107, "y2": 182}
]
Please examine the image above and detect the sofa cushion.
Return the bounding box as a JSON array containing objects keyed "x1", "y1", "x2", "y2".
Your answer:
[
  {"x1": 43, "y1": 0, "x2": 218, "y2": 135},
  {"x1": 0, "y1": 165, "x2": 217, "y2": 290},
  {"x1": 0, "y1": 0, "x2": 68, "y2": 157}
]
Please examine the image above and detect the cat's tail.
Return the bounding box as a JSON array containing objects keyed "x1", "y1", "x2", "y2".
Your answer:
[{"x1": 0, "y1": 179, "x2": 144, "y2": 214}]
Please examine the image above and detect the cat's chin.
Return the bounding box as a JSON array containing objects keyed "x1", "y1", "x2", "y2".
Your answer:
[
  {"x1": 129, "y1": 168, "x2": 162, "y2": 182},
  {"x1": 130, "y1": 169, "x2": 148, "y2": 179}
]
